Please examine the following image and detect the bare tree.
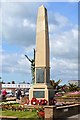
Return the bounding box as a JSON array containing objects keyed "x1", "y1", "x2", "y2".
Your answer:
[{"x1": 25, "y1": 49, "x2": 35, "y2": 84}]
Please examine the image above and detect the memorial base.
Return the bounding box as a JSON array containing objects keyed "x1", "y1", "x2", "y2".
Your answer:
[{"x1": 29, "y1": 84, "x2": 54, "y2": 104}]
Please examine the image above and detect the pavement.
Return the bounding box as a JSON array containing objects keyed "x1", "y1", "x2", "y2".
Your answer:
[{"x1": 67, "y1": 114, "x2": 80, "y2": 120}]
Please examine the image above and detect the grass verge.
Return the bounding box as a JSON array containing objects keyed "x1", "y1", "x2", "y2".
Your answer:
[{"x1": 0, "y1": 110, "x2": 38, "y2": 118}]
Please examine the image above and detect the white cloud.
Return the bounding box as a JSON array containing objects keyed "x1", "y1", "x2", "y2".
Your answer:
[
  {"x1": 50, "y1": 57, "x2": 78, "y2": 83},
  {"x1": 49, "y1": 23, "x2": 78, "y2": 82},
  {"x1": 1, "y1": 2, "x2": 40, "y2": 47},
  {"x1": 49, "y1": 12, "x2": 69, "y2": 33},
  {"x1": 51, "y1": 58, "x2": 78, "y2": 71},
  {"x1": 23, "y1": 19, "x2": 35, "y2": 29},
  {"x1": 50, "y1": 25, "x2": 78, "y2": 59},
  {"x1": 2, "y1": 52, "x2": 31, "y2": 74},
  {"x1": 1, "y1": 2, "x2": 78, "y2": 83}
]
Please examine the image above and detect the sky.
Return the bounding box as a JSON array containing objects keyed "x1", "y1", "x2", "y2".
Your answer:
[{"x1": 0, "y1": 1, "x2": 78, "y2": 84}]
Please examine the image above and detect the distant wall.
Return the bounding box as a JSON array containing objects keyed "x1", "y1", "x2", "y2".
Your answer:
[{"x1": 56, "y1": 97, "x2": 80, "y2": 104}]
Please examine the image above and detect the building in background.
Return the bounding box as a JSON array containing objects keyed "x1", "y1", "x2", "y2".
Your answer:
[{"x1": 2, "y1": 83, "x2": 31, "y2": 96}]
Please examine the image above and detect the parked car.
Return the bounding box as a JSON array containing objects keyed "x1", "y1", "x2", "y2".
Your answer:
[
  {"x1": 25, "y1": 92, "x2": 29, "y2": 96},
  {"x1": 6, "y1": 92, "x2": 14, "y2": 97}
]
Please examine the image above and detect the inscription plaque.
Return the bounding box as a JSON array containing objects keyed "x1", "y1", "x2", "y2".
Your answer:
[
  {"x1": 36, "y1": 68, "x2": 44, "y2": 83},
  {"x1": 33, "y1": 91, "x2": 45, "y2": 98}
]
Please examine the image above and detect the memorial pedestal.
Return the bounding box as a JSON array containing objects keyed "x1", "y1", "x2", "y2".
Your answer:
[{"x1": 29, "y1": 84, "x2": 54, "y2": 104}]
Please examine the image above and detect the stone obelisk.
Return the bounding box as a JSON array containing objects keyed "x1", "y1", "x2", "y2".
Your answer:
[
  {"x1": 36, "y1": 5, "x2": 49, "y2": 71},
  {"x1": 29, "y1": 5, "x2": 53, "y2": 103}
]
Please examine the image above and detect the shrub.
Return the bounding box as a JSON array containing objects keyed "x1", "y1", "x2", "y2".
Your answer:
[{"x1": 37, "y1": 107, "x2": 45, "y2": 119}]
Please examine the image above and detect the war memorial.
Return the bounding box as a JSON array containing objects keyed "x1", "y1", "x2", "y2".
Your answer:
[
  {"x1": 29, "y1": 5, "x2": 54, "y2": 104},
  {"x1": 0, "y1": 5, "x2": 80, "y2": 120}
]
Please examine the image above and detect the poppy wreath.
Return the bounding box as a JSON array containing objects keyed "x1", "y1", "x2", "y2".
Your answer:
[
  {"x1": 31, "y1": 98, "x2": 38, "y2": 105},
  {"x1": 38, "y1": 99, "x2": 48, "y2": 105},
  {"x1": 31, "y1": 98, "x2": 48, "y2": 105}
]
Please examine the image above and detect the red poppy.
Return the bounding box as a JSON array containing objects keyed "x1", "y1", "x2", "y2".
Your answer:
[
  {"x1": 38, "y1": 111, "x2": 45, "y2": 118},
  {"x1": 31, "y1": 97, "x2": 37, "y2": 105}
]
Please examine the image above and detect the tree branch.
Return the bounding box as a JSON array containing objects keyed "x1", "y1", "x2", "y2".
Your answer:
[{"x1": 25, "y1": 55, "x2": 32, "y2": 63}]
